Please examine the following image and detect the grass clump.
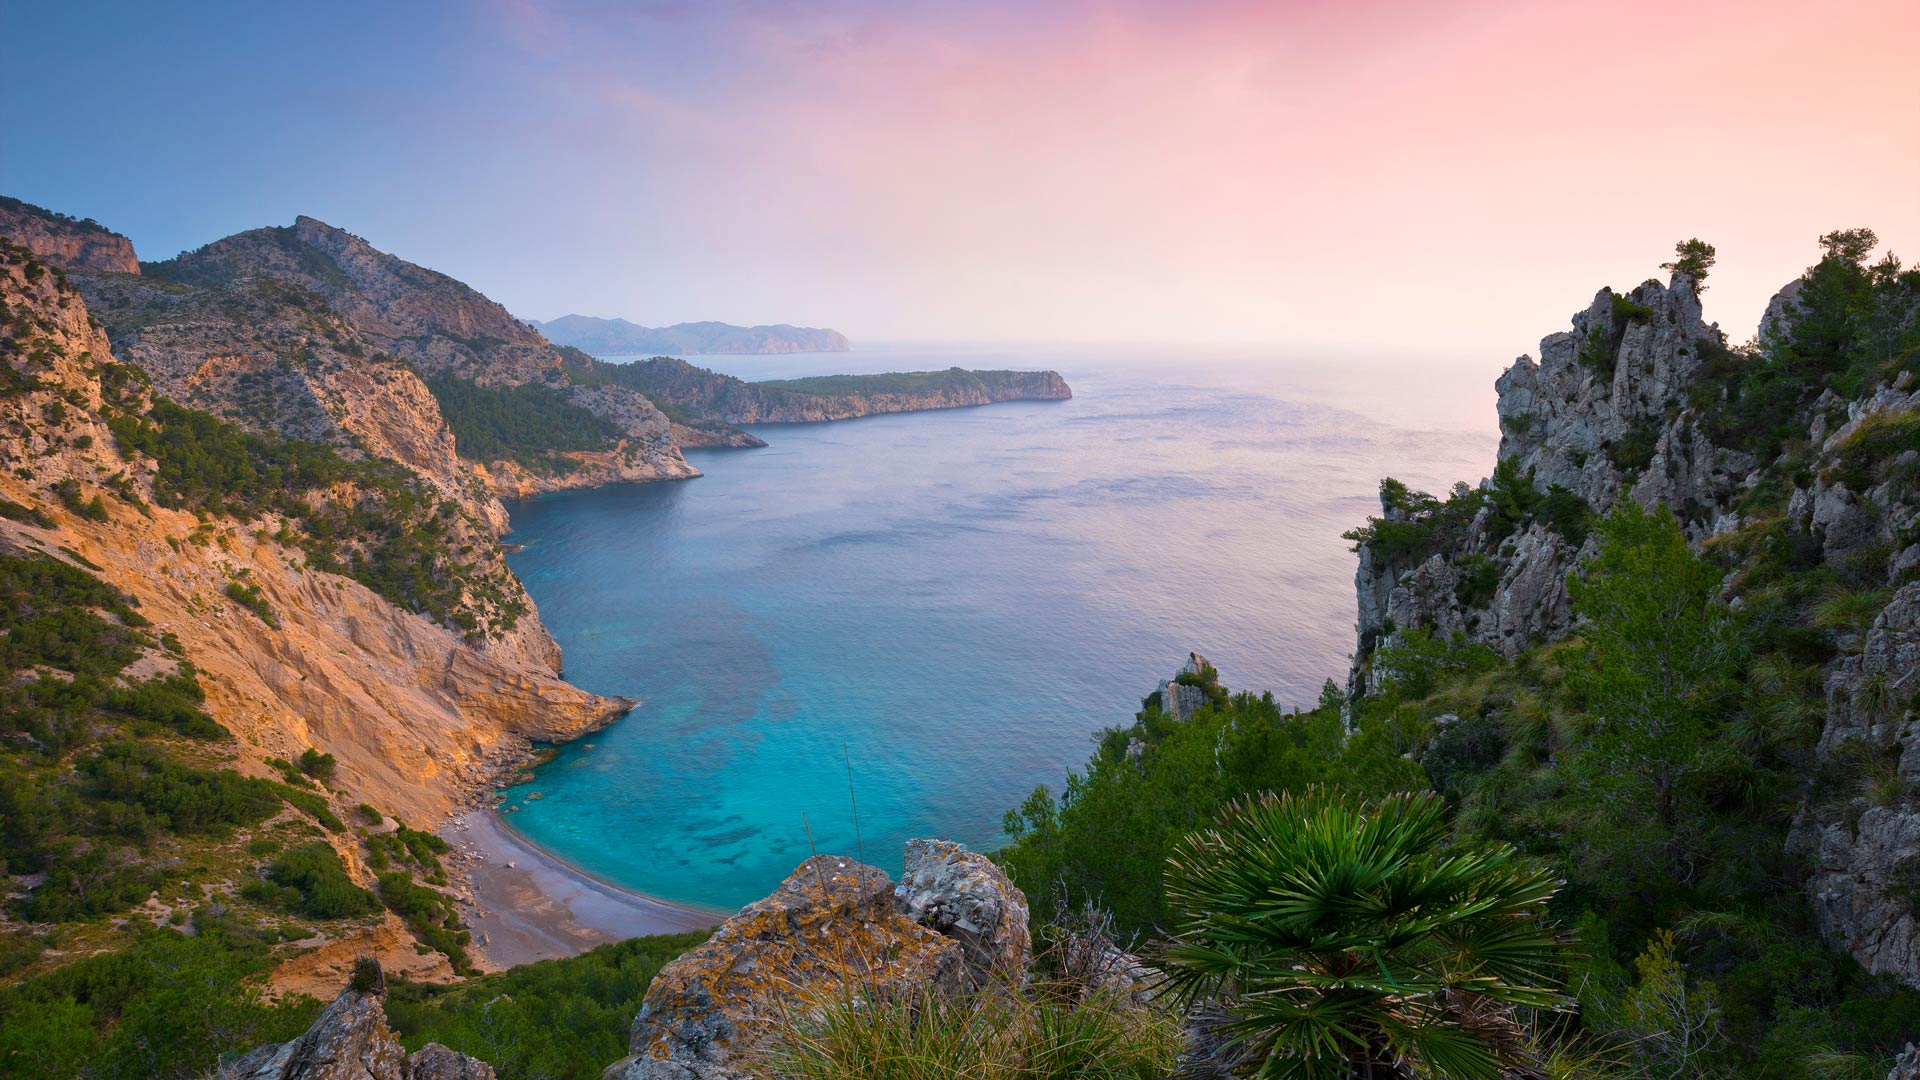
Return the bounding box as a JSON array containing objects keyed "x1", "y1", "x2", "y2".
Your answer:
[{"x1": 761, "y1": 982, "x2": 1180, "y2": 1080}]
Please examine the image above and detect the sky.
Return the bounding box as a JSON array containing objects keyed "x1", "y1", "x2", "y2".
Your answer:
[{"x1": 3, "y1": 0, "x2": 1916, "y2": 360}]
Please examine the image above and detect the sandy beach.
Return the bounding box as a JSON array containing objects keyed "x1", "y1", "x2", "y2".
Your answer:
[{"x1": 443, "y1": 808, "x2": 725, "y2": 969}]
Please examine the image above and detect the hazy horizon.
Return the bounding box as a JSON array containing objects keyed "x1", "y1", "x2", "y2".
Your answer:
[{"x1": 5, "y1": 0, "x2": 1916, "y2": 361}]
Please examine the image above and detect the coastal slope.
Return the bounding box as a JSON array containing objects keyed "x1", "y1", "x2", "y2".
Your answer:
[{"x1": 561, "y1": 352, "x2": 1072, "y2": 425}]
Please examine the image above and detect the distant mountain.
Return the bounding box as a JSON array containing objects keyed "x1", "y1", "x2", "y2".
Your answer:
[{"x1": 535, "y1": 315, "x2": 850, "y2": 355}]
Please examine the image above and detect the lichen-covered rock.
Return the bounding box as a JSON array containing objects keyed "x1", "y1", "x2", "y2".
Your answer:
[
  {"x1": 605, "y1": 855, "x2": 967, "y2": 1080},
  {"x1": 219, "y1": 963, "x2": 493, "y2": 1080},
  {"x1": 405, "y1": 1045, "x2": 499, "y2": 1080},
  {"x1": 1889, "y1": 1044, "x2": 1920, "y2": 1080},
  {"x1": 895, "y1": 838, "x2": 1031, "y2": 984}
]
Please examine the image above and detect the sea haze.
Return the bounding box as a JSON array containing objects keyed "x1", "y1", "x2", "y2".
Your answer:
[{"x1": 497, "y1": 345, "x2": 1500, "y2": 910}]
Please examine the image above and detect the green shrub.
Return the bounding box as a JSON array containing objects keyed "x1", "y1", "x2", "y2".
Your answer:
[
  {"x1": 384, "y1": 932, "x2": 709, "y2": 1078},
  {"x1": 224, "y1": 579, "x2": 278, "y2": 628},
  {"x1": 0, "y1": 498, "x2": 53, "y2": 528},
  {"x1": 423, "y1": 375, "x2": 621, "y2": 470},
  {"x1": 297, "y1": 747, "x2": 337, "y2": 782},
  {"x1": 247, "y1": 842, "x2": 380, "y2": 919}
]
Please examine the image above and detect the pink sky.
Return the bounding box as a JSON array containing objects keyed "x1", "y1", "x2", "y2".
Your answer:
[
  {"x1": 496, "y1": 0, "x2": 1918, "y2": 358},
  {"x1": 9, "y1": 0, "x2": 1914, "y2": 363}
]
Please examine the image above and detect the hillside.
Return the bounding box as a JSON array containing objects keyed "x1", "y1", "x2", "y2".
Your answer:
[
  {"x1": 0, "y1": 234, "x2": 649, "y2": 1073},
  {"x1": 559, "y1": 353, "x2": 1072, "y2": 425},
  {"x1": 80, "y1": 216, "x2": 698, "y2": 499},
  {"x1": 536, "y1": 315, "x2": 849, "y2": 355}
]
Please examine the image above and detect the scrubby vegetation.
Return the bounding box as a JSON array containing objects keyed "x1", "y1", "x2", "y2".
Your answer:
[
  {"x1": 762, "y1": 982, "x2": 1181, "y2": 1080},
  {"x1": 424, "y1": 373, "x2": 621, "y2": 472},
  {"x1": 104, "y1": 396, "x2": 527, "y2": 635},
  {"x1": 241, "y1": 841, "x2": 380, "y2": 919},
  {"x1": 1002, "y1": 500, "x2": 1920, "y2": 1077},
  {"x1": 0, "y1": 925, "x2": 314, "y2": 1080},
  {"x1": 384, "y1": 931, "x2": 711, "y2": 1078}
]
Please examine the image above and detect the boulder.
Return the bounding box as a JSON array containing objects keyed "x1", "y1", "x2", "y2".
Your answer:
[
  {"x1": 894, "y1": 838, "x2": 1031, "y2": 985},
  {"x1": 605, "y1": 854, "x2": 969, "y2": 1080},
  {"x1": 219, "y1": 961, "x2": 493, "y2": 1080}
]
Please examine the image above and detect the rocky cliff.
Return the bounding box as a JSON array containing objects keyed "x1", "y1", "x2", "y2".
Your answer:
[
  {"x1": 0, "y1": 238, "x2": 630, "y2": 830},
  {"x1": 537, "y1": 315, "x2": 850, "y2": 355},
  {"x1": 1351, "y1": 274, "x2": 1759, "y2": 675},
  {"x1": 1350, "y1": 244, "x2": 1920, "y2": 989},
  {"x1": 0, "y1": 195, "x2": 139, "y2": 273}
]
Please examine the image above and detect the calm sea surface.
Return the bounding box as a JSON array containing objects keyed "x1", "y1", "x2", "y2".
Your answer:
[{"x1": 498, "y1": 345, "x2": 1499, "y2": 910}]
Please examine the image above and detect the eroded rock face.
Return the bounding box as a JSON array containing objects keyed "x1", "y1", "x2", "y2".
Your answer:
[
  {"x1": 0, "y1": 196, "x2": 139, "y2": 272},
  {"x1": 1351, "y1": 274, "x2": 1752, "y2": 685},
  {"x1": 895, "y1": 839, "x2": 1031, "y2": 984},
  {"x1": 1792, "y1": 583, "x2": 1920, "y2": 985},
  {"x1": 607, "y1": 842, "x2": 1031, "y2": 1080},
  {"x1": 0, "y1": 239, "x2": 630, "y2": 826},
  {"x1": 220, "y1": 964, "x2": 493, "y2": 1080}
]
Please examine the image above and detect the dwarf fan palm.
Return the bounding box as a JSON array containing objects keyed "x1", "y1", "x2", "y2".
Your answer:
[{"x1": 1160, "y1": 787, "x2": 1571, "y2": 1080}]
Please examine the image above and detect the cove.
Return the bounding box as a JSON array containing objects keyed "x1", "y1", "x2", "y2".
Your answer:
[{"x1": 495, "y1": 354, "x2": 1495, "y2": 910}]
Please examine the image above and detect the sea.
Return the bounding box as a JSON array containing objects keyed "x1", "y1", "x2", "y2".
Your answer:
[{"x1": 496, "y1": 343, "x2": 1501, "y2": 911}]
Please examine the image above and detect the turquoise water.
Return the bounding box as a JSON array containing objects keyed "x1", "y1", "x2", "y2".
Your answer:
[{"x1": 498, "y1": 347, "x2": 1497, "y2": 911}]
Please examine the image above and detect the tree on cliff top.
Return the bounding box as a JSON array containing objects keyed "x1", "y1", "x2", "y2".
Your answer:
[{"x1": 1662, "y1": 238, "x2": 1717, "y2": 291}]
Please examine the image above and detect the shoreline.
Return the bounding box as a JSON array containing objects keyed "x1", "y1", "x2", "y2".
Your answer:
[{"x1": 443, "y1": 808, "x2": 725, "y2": 969}]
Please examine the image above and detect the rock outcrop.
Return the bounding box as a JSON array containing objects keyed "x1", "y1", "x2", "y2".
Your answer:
[
  {"x1": 220, "y1": 962, "x2": 494, "y2": 1080},
  {"x1": 605, "y1": 840, "x2": 1029, "y2": 1080},
  {"x1": 1794, "y1": 580, "x2": 1920, "y2": 984},
  {"x1": 0, "y1": 195, "x2": 139, "y2": 273},
  {"x1": 894, "y1": 838, "x2": 1032, "y2": 984},
  {"x1": 1152, "y1": 652, "x2": 1216, "y2": 722},
  {"x1": 1352, "y1": 274, "x2": 1754, "y2": 677}
]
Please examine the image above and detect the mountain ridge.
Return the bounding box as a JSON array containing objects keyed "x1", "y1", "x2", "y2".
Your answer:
[{"x1": 535, "y1": 313, "x2": 849, "y2": 355}]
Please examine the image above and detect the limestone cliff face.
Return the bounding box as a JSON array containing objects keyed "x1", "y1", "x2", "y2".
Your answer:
[
  {"x1": 0, "y1": 240, "x2": 630, "y2": 827},
  {"x1": 0, "y1": 195, "x2": 139, "y2": 273},
  {"x1": 1353, "y1": 275, "x2": 1754, "y2": 670},
  {"x1": 73, "y1": 261, "x2": 505, "y2": 528},
  {"x1": 1784, "y1": 374, "x2": 1920, "y2": 986},
  {"x1": 596, "y1": 356, "x2": 1072, "y2": 424}
]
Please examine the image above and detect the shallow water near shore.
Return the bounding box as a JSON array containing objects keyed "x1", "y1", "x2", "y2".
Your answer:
[{"x1": 497, "y1": 345, "x2": 1498, "y2": 911}]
